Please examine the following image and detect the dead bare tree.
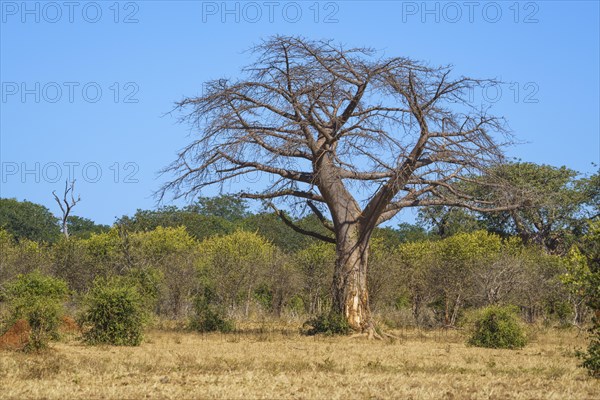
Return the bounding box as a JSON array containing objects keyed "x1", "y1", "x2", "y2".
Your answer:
[
  {"x1": 159, "y1": 36, "x2": 520, "y2": 335},
  {"x1": 53, "y1": 180, "x2": 81, "y2": 239}
]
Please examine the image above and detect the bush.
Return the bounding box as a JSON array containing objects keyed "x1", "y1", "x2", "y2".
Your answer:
[
  {"x1": 467, "y1": 305, "x2": 527, "y2": 349},
  {"x1": 190, "y1": 306, "x2": 234, "y2": 333},
  {"x1": 579, "y1": 283, "x2": 600, "y2": 378},
  {"x1": 302, "y1": 312, "x2": 351, "y2": 336},
  {"x1": 575, "y1": 221, "x2": 600, "y2": 377},
  {"x1": 79, "y1": 276, "x2": 148, "y2": 346},
  {"x1": 5, "y1": 271, "x2": 68, "y2": 351},
  {"x1": 189, "y1": 287, "x2": 234, "y2": 333},
  {"x1": 580, "y1": 322, "x2": 600, "y2": 378}
]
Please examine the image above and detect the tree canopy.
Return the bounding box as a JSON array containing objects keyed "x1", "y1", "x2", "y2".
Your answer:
[{"x1": 0, "y1": 198, "x2": 60, "y2": 243}]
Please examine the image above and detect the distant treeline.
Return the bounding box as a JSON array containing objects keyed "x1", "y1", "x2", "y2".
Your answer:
[{"x1": 0, "y1": 162, "x2": 598, "y2": 329}]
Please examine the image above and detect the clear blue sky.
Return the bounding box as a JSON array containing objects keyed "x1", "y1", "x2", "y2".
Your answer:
[{"x1": 1, "y1": 1, "x2": 599, "y2": 225}]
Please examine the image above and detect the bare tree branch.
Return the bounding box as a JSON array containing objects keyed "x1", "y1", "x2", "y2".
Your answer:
[
  {"x1": 52, "y1": 180, "x2": 81, "y2": 238},
  {"x1": 268, "y1": 203, "x2": 335, "y2": 243}
]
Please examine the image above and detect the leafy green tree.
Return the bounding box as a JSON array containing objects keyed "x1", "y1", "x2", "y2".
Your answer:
[
  {"x1": 0, "y1": 229, "x2": 52, "y2": 287},
  {"x1": 561, "y1": 246, "x2": 593, "y2": 326},
  {"x1": 0, "y1": 198, "x2": 60, "y2": 243},
  {"x1": 578, "y1": 169, "x2": 600, "y2": 220},
  {"x1": 53, "y1": 228, "x2": 137, "y2": 294},
  {"x1": 130, "y1": 226, "x2": 199, "y2": 317},
  {"x1": 434, "y1": 231, "x2": 502, "y2": 326},
  {"x1": 0, "y1": 228, "x2": 16, "y2": 288},
  {"x1": 118, "y1": 206, "x2": 234, "y2": 241},
  {"x1": 395, "y1": 240, "x2": 438, "y2": 326},
  {"x1": 81, "y1": 228, "x2": 124, "y2": 277},
  {"x1": 189, "y1": 194, "x2": 250, "y2": 221},
  {"x1": 241, "y1": 213, "x2": 329, "y2": 253},
  {"x1": 197, "y1": 231, "x2": 276, "y2": 316},
  {"x1": 510, "y1": 245, "x2": 565, "y2": 323},
  {"x1": 479, "y1": 162, "x2": 586, "y2": 254},
  {"x1": 394, "y1": 223, "x2": 430, "y2": 243},
  {"x1": 367, "y1": 238, "x2": 405, "y2": 311},
  {"x1": 190, "y1": 285, "x2": 235, "y2": 333},
  {"x1": 66, "y1": 215, "x2": 109, "y2": 239},
  {"x1": 51, "y1": 236, "x2": 93, "y2": 293},
  {"x1": 293, "y1": 242, "x2": 335, "y2": 314}
]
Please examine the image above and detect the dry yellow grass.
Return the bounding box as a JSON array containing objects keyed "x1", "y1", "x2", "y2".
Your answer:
[{"x1": 0, "y1": 325, "x2": 598, "y2": 399}]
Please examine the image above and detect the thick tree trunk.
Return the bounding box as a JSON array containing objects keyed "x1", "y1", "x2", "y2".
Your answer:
[{"x1": 331, "y1": 231, "x2": 373, "y2": 332}]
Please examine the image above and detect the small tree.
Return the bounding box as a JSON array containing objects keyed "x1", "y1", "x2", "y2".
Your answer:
[
  {"x1": 130, "y1": 226, "x2": 198, "y2": 317},
  {"x1": 467, "y1": 305, "x2": 527, "y2": 349},
  {"x1": 561, "y1": 246, "x2": 593, "y2": 326},
  {"x1": 435, "y1": 231, "x2": 502, "y2": 327},
  {"x1": 79, "y1": 276, "x2": 148, "y2": 346},
  {"x1": 197, "y1": 230, "x2": 275, "y2": 316},
  {"x1": 395, "y1": 240, "x2": 438, "y2": 327},
  {"x1": 51, "y1": 236, "x2": 94, "y2": 293},
  {"x1": 293, "y1": 242, "x2": 335, "y2": 315},
  {"x1": 5, "y1": 271, "x2": 68, "y2": 351}
]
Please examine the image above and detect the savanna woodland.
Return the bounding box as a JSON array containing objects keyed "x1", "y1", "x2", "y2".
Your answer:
[{"x1": 1, "y1": 37, "x2": 599, "y2": 399}]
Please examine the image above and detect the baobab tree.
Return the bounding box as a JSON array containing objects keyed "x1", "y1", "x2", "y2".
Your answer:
[{"x1": 160, "y1": 36, "x2": 518, "y2": 335}]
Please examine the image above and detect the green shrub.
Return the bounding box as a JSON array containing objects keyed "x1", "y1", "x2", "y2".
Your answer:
[
  {"x1": 79, "y1": 276, "x2": 148, "y2": 346},
  {"x1": 467, "y1": 305, "x2": 527, "y2": 349},
  {"x1": 303, "y1": 312, "x2": 351, "y2": 336},
  {"x1": 189, "y1": 287, "x2": 234, "y2": 333},
  {"x1": 190, "y1": 306, "x2": 234, "y2": 333},
  {"x1": 578, "y1": 300, "x2": 600, "y2": 377},
  {"x1": 5, "y1": 271, "x2": 68, "y2": 351},
  {"x1": 579, "y1": 323, "x2": 600, "y2": 378}
]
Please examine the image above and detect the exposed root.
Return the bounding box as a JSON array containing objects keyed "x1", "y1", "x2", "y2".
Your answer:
[
  {"x1": 348, "y1": 333, "x2": 369, "y2": 339},
  {"x1": 348, "y1": 323, "x2": 401, "y2": 341},
  {"x1": 367, "y1": 325, "x2": 385, "y2": 340},
  {"x1": 348, "y1": 326, "x2": 386, "y2": 341},
  {"x1": 381, "y1": 331, "x2": 401, "y2": 340}
]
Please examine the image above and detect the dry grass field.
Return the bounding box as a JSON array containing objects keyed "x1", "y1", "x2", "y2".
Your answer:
[{"x1": 0, "y1": 323, "x2": 598, "y2": 400}]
